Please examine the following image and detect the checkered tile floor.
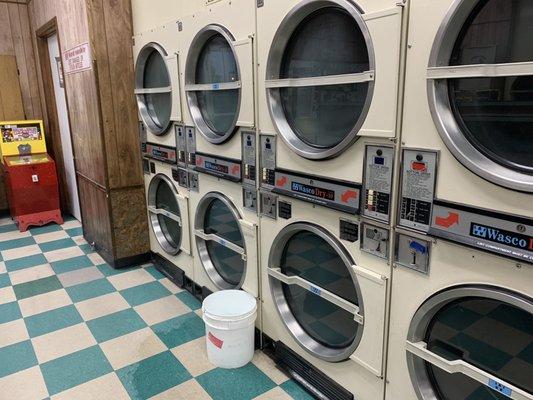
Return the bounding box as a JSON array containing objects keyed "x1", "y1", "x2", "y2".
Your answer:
[{"x1": 0, "y1": 216, "x2": 312, "y2": 400}]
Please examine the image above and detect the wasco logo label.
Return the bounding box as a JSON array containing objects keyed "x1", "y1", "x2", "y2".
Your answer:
[{"x1": 470, "y1": 223, "x2": 533, "y2": 251}]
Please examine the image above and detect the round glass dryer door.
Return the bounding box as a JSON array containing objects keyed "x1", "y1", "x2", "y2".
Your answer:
[
  {"x1": 429, "y1": 0, "x2": 533, "y2": 191},
  {"x1": 268, "y1": 223, "x2": 364, "y2": 362},
  {"x1": 135, "y1": 43, "x2": 172, "y2": 135},
  {"x1": 195, "y1": 193, "x2": 246, "y2": 289},
  {"x1": 266, "y1": 0, "x2": 374, "y2": 160},
  {"x1": 406, "y1": 286, "x2": 533, "y2": 400},
  {"x1": 148, "y1": 174, "x2": 182, "y2": 255},
  {"x1": 185, "y1": 26, "x2": 241, "y2": 144}
]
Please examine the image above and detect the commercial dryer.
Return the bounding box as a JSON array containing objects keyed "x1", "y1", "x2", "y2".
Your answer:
[
  {"x1": 257, "y1": 0, "x2": 403, "y2": 217},
  {"x1": 387, "y1": 1, "x2": 533, "y2": 399}
]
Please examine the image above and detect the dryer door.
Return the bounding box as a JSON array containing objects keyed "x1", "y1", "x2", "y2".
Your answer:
[
  {"x1": 406, "y1": 286, "x2": 533, "y2": 400},
  {"x1": 267, "y1": 222, "x2": 387, "y2": 373},
  {"x1": 135, "y1": 43, "x2": 173, "y2": 135},
  {"x1": 148, "y1": 174, "x2": 187, "y2": 255},
  {"x1": 194, "y1": 192, "x2": 258, "y2": 296}
]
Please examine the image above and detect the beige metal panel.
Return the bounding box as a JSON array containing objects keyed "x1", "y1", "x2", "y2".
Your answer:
[{"x1": 131, "y1": 0, "x2": 204, "y2": 35}]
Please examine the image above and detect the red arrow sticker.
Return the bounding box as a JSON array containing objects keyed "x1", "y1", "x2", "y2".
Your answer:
[
  {"x1": 196, "y1": 156, "x2": 203, "y2": 166},
  {"x1": 231, "y1": 165, "x2": 240, "y2": 175},
  {"x1": 208, "y1": 332, "x2": 224, "y2": 349},
  {"x1": 435, "y1": 212, "x2": 459, "y2": 228},
  {"x1": 341, "y1": 190, "x2": 358, "y2": 203},
  {"x1": 276, "y1": 176, "x2": 287, "y2": 187}
]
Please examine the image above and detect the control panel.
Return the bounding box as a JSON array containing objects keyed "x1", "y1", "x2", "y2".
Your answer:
[
  {"x1": 176, "y1": 125, "x2": 187, "y2": 166},
  {"x1": 260, "y1": 135, "x2": 276, "y2": 188},
  {"x1": 399, "y1": 149, "x2": 438, "y2": 232},
  {"x1": 186, "y1": 126, "x2": 196, "y2": 167},
  {"x1": 242, "y1": 131, "x2": 256, "y2": 186},
  {"x1": 363, "y1": 145, "x2": 394, "y2": 223}
]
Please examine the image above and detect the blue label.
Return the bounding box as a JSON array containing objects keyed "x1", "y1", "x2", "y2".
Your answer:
[
  {"x1": 212, "y1": 83, "x2": 220, "y2": 90},
  {"x1": 309, "y1": 286, "x2": 321, "y2": 296},
  {"x1": 409, "y1": 241, "x2": 427, "y2": 254},
  {"x1": 488, "y1": 379, "x2": 512, "y2": 397}
]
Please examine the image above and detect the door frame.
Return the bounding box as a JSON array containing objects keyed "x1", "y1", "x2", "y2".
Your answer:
[{"x1": 35, "y1": 18, "x2": 81, "y2": 220}]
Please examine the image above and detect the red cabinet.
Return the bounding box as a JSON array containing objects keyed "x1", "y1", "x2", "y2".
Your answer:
[{"x1": 3, "y1": 154, "x2": 63, "y2": 232}]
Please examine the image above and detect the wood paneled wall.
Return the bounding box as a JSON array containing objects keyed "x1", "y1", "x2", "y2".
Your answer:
[
  {"x1": 25, "y1": 0, "x2": 149, "y2": 266},
  {"x1": 0, "y1": 1, "x2": 42, "y2": 120}
]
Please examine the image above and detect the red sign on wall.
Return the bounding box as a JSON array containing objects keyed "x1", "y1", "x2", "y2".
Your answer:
[{"x1": 63, "y1": 42, "x2": 92, "y2": 75}]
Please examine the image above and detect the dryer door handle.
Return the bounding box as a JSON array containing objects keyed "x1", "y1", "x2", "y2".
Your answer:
[
  {"x1": 268, "y1": 267, "x2": 363, "y2": 325},
  {"x1": 194, "y1": 229, "x2": 246, "y2": 260},
  {"x1": 134, "y1": 86, "x2": 172, "y2": 94},
  {"x1": 406, "y1": 340, "x2": 533, "y2": 400},
  {"x1": 147, "y1": 206, "x2": 182, "y2": 226}
]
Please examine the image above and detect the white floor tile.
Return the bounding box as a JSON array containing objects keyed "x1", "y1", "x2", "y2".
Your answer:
[
  {"x1": 18, "y1": 289, "x2": 72, "y2": 317},
  {"x1": 61, "y1": 220, "x2": 82, "y2": 229},
  {"x1": 0, "y1": 286, "x2": 16, "y2": 305},
  {"x1": 0, "y1": 261, "x2": 6, "y2": 274},
  {"x1": 253, "y1": 387, "x2": 293, "y2": 400},
  {"x1": 75, "y1": 292, "x2": 130, "y2": 321},
  {"x1": 171, "y1": 337, "x2": 215, "y2": 377},
  {"x1": 134, "y1": 295, "x2": 190, "y2": 326},
  {"x1": 2, "y1": 244, "x2": 41, "y2": 261},
  {"x1": 8, "y1": 264, "x2": 54, "y2": 285},
  {"x1": 44, "y1": 247, "x2": 84, "y2": 263},
  {"x1": 33, "y1": 230, "x2": 69, "y2": 244},
  {"x1": 99, "y1": 327, "x2": 166, "y2": 370},
  {"x1": 0, "y1": 319, "x2": 29, "y2": 348},
  {"x1": 159, "y1": 277, "x2": 183, "y2": 294},
  {"x1": 252, "y1": 350, "x2": 290, "y2": 385},
  {"x1": 0, "y1": 217, "x2": 14, "y2": 226},
  {"x1": 72, "y1": 235, "x2": 88, "y2": 246},
  {"x1": 32, "y1": 323, "x2": 97, "y2": 364},
  {"x1": 107, "y1": 268, "x2": 155, "y2": 291},
  {"x1": 151, "y1": 379, "x2": 212, "y2": 400},
  {"x1": 87, "y1": 252, "x2": 105, "y2": 266},
  {"x1": 57, "y1": 266, "x2": 103, "y2": 288},
  {"x1": 51, "y1": 372, "x2": 129, "y2": 400},
  {"x1": 0, "y1": 230, "x2": 31, "y2": 243},
  {"x1": 0, "y1": 366, "x2": 48, "y2": 400}
]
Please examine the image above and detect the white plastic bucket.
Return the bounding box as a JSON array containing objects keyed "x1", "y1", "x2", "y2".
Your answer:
[{"x1": 202, "y1": 290, "x2": 257, "y2": 369}]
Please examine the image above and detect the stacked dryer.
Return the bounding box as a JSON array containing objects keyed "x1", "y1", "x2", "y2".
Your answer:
[
  {"x1": 256, "y1": 0, "x2": 404, "y2": 398},
  {"x1": 387, "y1": 1, "x2": 533, "y2": 399},
  {"x1": 134, "y1": 23, "x2": 195, "y2": 286},
  {"x1": 179, "y1": 0, "x2": 260, "y2": 300}
]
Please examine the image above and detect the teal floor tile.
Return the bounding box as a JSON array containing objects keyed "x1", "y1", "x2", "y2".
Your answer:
[
  {"x1": 176, "y1": 291, "x2": 201, "y2": 311},
  {"x1": 152, "y1": 312, "x2": 204, "y2": 348},
  {"x1": 0, "y1": 273, "x2": 10, "y2": 288},
  {"x1": 65, "y1": 227, "x2": 83, "y2": 237},
  {"x1": 96, "y1": 263, "x2": 138, "y2": 277},
  {"x1": 87, "y1": 308, "x2": 146, "y2": 343},
  {"x1": 280, "y1": 380, "x2": 315, "y2": 400},
  {"x1": 196, "y1": 363, "x2": 276, "y2": 400},
  {"x1": 62, "y1": 215, "x2": 78, "y2": 223},
  {"x1": 24, "y1": 305, "x2": 83, "y2": 338},
  {"x1": 79, "y1": 244, "x2": 94, "y2": 254},
  {"x1": 0, "y1": 340, "x2": 38, "y2": 378},
  {"x1": 144, "y1": 265, "x2": 165, "y2": 280},
  {"x1": 5, "y1": 254, "x2": 47, "y2": 272},
  {"x1": 13, "y1": 275, "x2": 63, "y2": 300},
  {"x1": 0, "y1": 301, "x2": 22, "y2": 324},
  {"x1": 50, "y1": 255, "x2": 93, "y2": 274},
  {"x1": 0, "y1": 236, "x2": 35, "y2": 251},
  {"x1": 30, "y1": 224, "x2": 62, "y2": 236},
  {"x1": 40, "y1": 345, "x2": 113, "y2": 396},
  {"x1": 38, "y1": 238, "x2": 76, "y2": 253},
  {"x1": 120, "y1": 281, "x2": 171, "y2": 307},
  {"x1": 0, "y1": 223, "x2": 18, "y2": 234},
  {"x1": 66, "y1": 278, "x2": 116, "y2": 303},
  {"x1": 117, "y1": 351, "x2": 191, "y2": 400}
]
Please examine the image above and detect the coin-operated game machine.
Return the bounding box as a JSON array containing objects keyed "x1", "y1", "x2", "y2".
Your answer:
[{"x1": 0, "y1": 120, "x2": 63, "y2": 232}]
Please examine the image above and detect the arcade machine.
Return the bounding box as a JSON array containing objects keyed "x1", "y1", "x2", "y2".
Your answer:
[{"x1": 0, "y1": 120, "x2": 63, "y2": 232}]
